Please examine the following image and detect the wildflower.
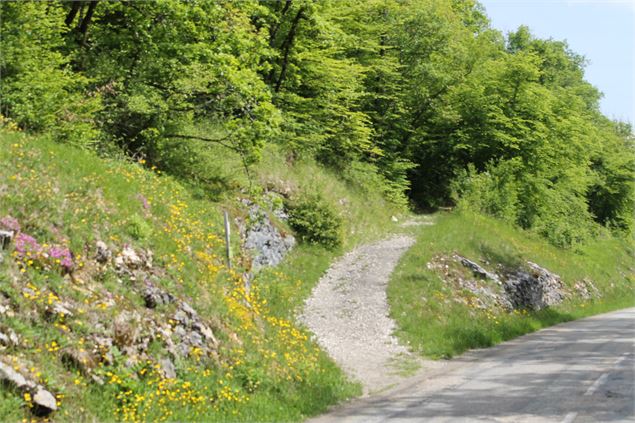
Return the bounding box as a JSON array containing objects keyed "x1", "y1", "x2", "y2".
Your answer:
[
  {"x1": 15, "y1": 233, "x2": 42, "y2": 256},
  {"x1": 0, "y1": 216, "x2": 20, "y2": 232}
]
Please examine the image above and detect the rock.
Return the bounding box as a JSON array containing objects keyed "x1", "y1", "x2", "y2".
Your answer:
[
  {"x1": 0, "y1": 230, "x2": 14, "y2": 250},
  {"x1": 0, "y1": 328, "x2": 19, "y2": 347},
  {"x1": 0, "y1": 361, "x2": 34, "y2": 390},
  {"x1": 143, "y1": 284, "x2": 175, "y2": 309},
  {"x1": 159, "y1": 358, "x2": 177, "y2": 379},
  {"x1": 0, "y1": 362, "x2": 56, "y2": 416},
  {"x1": 32, "y1": 388, "x2": 58, "y2": 416},
  {"x1": 95, "y1": 241, "x2": 111, "y2": 264},
  {"x1": 242, "y1": 204, "x2": 295, "y2": 270},
  {"x1": 574, "y1": 279, "x2": 600, "y2": 300},
  {"x1": 503, "y1": 262, "x2": 565, "y2": 310},
  {"x1": 193, "y1": 322, "x2": 217, "y2": 344},
  {"x1": 113, "y1": 312, "x2": 140, "y2": 348},
  {"x1": 115, "y1": 246, "x2": 142, "y2": 271},
  {"x1": 44, "y1": 301, "x2": 74, "y2": 321},
  {"x1": 61, "y1": 349, "x2": 97, "y2": 376},
  {"x1": 179, "y1": 301, "x2": 198, "y2": 319},
  {"x1": 455, "y1": 254, "x2": 501, "y2": 283},
  {"x1": 91, "y1": 375, "x2": 105, "y2": 385}
]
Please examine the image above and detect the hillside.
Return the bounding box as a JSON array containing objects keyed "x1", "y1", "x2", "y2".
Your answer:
[
  {"x1": 389, "y1": 211, "x2": 635, "y2": 359},
  {"x1": 0, "y1": 129, "x2": 401, "y2": 422}
]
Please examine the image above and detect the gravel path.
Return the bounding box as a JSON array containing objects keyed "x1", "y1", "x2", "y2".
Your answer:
[{"x1": 300, "y1": 233, "x2": 439, "y2": 395}]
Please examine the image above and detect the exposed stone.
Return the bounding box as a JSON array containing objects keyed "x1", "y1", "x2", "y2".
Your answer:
[
  {"x1": 192, "y1": 321, "x2": 217, "y2": 344},
  {"x1": 0, "y1": 292, "x2": 12, "y2": 317},
  {"x1": 179, "y1": 301, "x2": 198, "y2": 319},
  {"x1": 503, "y1": 262, "x2": 565, "y2": 310},
  {"x1": 113, "y1": 311, "x2": 140, "y2": 348},
  {"x1": 91, "y1": 375, "x2": 105, "y2": 385},
  {"x1": 0, "y1": 230, "x2": 14, "y2": 250},
  {"x1": 432, "y1": 254, "x2": 566, "y2": 312},
  {"x1": 115, "y1": 246, "x2": 142, "y2": 271},
  {"x1": 159, "y1": 358, "x2": 177, "y2": 379},
  {"x1": 0, "y1": 361, "x2": 35, "y2": 391},
  {"x1": 95, "y1": 241, "x2": 112, "y2": 264},
  {"x1": 143, "y1": 284, "x2": 175, "y2": 309},
  {"x1": 574, "y1": 279, "x2": 601, "y2": 300},
  {"x1": 61, "y1": 349, "x2": 98, "y2": 376},
  {"x1": 32, "y1": 388, "x2": 58, "y2": 416},
  {"x1": 239, "y1": 201, "x2": 295, "y2": 271},
  {"x1": 0, "y1": 361, "x2": 56, "y2": 416},
  {"x1": 455, "y1": 254, "x2": 501, "y2": 283},
  {"x1": 44, "y1": 300, "x2": 74, "y2": 321},
  {"x1": 0, "y1": 328, "x2": 19, "y2": 347}
]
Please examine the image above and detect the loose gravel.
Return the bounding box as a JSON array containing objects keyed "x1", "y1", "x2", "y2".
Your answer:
[{"x1": 300, "y1": 234, "x2": 437, "y2": 395}]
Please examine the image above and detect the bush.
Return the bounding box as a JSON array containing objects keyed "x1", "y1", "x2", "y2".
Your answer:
[
  {"x1": 287, "y1": 195, "x2": 342, "y2": 249},
  {"x1": 453, "y1": 159, "x2": 599, "y2": 248}
]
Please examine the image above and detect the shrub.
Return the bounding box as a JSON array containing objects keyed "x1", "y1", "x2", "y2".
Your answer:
[
  {"x1": 126, "y1": 214, "x2": 153, "y2": 241},
  {"x1": 287, "y1": 195, "x2": 342, "y2": 249}
]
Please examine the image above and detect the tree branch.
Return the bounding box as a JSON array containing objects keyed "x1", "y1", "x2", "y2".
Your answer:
[{"x1": 163, "y1": 133, "x2": 239, "y2": 152}]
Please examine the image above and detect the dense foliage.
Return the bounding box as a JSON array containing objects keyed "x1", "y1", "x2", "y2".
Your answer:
[
  {"x1": 1, "y1": 0, "x2": 633, "y2": 247},
  {"x1": 287, "y1": 194, "x2": 342, "y2": 249}
]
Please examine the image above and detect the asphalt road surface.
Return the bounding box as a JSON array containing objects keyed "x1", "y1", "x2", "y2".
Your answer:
[{"x1": 310, "y1": 308, "x2": 635, "y2": 423}]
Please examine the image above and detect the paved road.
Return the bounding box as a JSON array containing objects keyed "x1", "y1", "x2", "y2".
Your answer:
[{"x1": 309, "y1": 308, "x2": 635, "y2": 423}]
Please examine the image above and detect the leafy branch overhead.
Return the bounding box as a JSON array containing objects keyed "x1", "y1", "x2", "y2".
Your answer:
[{"x1": 0, "y1": 0, "x2": 633, "y2": 247}]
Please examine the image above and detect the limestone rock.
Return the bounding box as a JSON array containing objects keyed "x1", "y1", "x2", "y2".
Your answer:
[
  {"x1": 32, "y1": 388, "x2": 57, "y2": 416},
  {"x1": 159, "y1": 358, "x2": 177, "y2": 379},
  {"x1": 0, "y1": 328, "x2": 19, "y2": 347},
  {"x1": 574, "y1": 278, "x2": 600, "y2": 300},
  {"x1": 0, "y1": 230, "x2": 14, "y2": 250},
  {"x1": 455, "y1": 254, "x2": 501, "y2": 283},
  {"x1": 95, "y1": 241, "x2": 112, "y2": 264},
  {"x1": 241, "y1": 203, "x2": 295, "y2": 270},
  {"x1": 113, "y1": 311, "x2": 140, "y2": 348},
  {"x1": 504, "y1": 262, "x2": 565, "y2": 310},
  {"x1": 0, "y1": 361, "x2": 34, "y2": 390},
  {"x1": 143, "y1": 284, "x2": 175, "y2": 309},
  {"x1": 0, "y1": 361, "x2": 56, "y2": 416},
  {"x1": 61, "y1": 349, "x2": 98, "y2": 376}
]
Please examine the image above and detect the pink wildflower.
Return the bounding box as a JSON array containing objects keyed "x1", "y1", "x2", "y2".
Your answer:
[{"x1": 0, "y1": 216, "x2": 20, "y2": 232}]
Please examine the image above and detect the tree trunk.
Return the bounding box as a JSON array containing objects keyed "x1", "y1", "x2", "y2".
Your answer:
[
  {"x1": 78, "y1": 1, "x2": 98, "y2": 37},
  {"x1": 274, "y1": 8, "x2": 305, "y2": 92},
  {"x1": 64, "y1": 2, "x2": 82, "y2": 27}
]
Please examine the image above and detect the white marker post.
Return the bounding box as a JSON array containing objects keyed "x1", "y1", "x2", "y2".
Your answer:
[{"x1": 223, "y1": 210, "x2": 232, "y2": 269}]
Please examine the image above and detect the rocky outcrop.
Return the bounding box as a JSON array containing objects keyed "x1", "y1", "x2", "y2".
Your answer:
[
  {"x1": 434, "y1": 254, "x2": 576, "y2": 312},
  {"x1": 429, "y1": 255, "x2": 511, "y2": 310},
  {"x1": 239, "y1": 198, "x2": 295, "y2": 271},
  {"x1": 503, "y1": 262, "x2": 566, "y2": 310}
]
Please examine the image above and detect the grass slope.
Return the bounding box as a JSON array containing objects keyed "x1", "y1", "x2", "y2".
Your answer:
[
  {"x1": 389, "y1": 211, "x2": 635, "y2": 359},
  {"x1": 0, "y1": 129, "x2": 400, "y2": 422}
]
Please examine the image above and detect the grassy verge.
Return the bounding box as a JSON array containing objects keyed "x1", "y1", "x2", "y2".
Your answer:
[
  {"x1": 0, "y1": 129, "x2": 402, "y2": 422},
  {"x1": 388, "y1": 211, "x2": 635, "y2": 359}
]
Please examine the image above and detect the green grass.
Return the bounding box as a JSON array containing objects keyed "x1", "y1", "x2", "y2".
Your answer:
[
  {"x1": 388, "y1": 210, "x2": 635, "y2": 359},
  {"x1": 0, "y1": 129, "x2": 405, "y2": 422}
]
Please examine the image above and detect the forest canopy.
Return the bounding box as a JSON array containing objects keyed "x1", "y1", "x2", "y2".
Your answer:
[{"x1": 1, "y1": 0, "x2": 633, "y2": 247}]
